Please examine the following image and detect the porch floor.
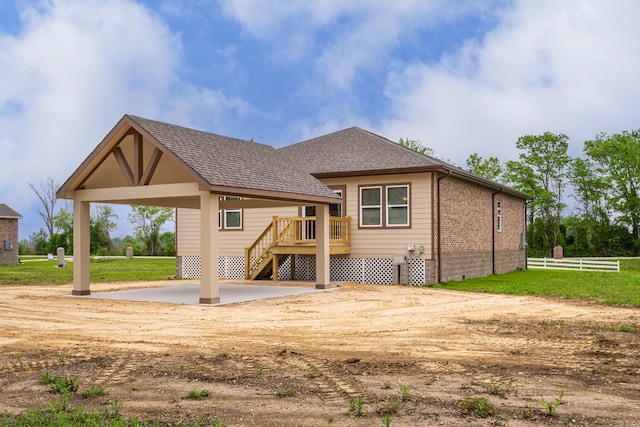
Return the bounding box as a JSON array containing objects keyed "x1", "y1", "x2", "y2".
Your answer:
[{"x1": 80, "y1": 280, "x2": 338, "y2": 305}]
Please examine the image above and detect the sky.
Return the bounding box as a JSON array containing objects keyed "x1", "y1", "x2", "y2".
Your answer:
[{"x1": 1, "y1": 0, "x2": 640, "y2": 240}]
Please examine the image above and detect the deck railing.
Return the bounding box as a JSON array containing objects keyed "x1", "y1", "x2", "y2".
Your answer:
[{"x1": 245, "y1": 216, "x2": 351, "y2": 279}]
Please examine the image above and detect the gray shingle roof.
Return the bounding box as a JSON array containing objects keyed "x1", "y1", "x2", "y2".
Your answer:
[
  {"x1": 127, "y1": 115, "x2": 339, "y2": 200},
  {"x1": 277, "y1": 127, "x2": 443, "y2": 175},
  {"x1": 0, "y1": 204, "x2": 21, "y2": 219}
]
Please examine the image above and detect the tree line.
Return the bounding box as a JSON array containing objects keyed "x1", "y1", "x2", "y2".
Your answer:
[
  {"x1": 401, "y1": 130, "x2": 640, "y2": 258},
  {"x1": 21, "y1": 179, "x2": 175, "y2": 256}
]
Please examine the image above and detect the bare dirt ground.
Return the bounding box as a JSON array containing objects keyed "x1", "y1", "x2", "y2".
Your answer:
[{"x1": 1, "y1": 281, "x2": 639, "y2": 426}]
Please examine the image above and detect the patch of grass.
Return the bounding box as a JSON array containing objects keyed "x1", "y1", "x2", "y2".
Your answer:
[
  {"x1": 397, "y1": 385, "x2": 411, "y2": 402},
  {"x1": 438, "y1": 267, "x2": 640, "y2": 307},
  {"x1": 80, "y1": 385, "x2": 106, "y2": 398},
  {"x1": 460, "y1": 394, "x2": 496, "y2": 418},
  {"x1": 0, "y1": 257, "x2": 176, "y2": 285},
  {"x1": 184, "y1": 389, "x2": 211, "y2": 400},
  {"x1": 275, "y1": 387, "x2": 296, "y2": 398}
]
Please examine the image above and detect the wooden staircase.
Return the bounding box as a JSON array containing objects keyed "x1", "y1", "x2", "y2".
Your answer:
[{"x1": 245, "y1": 216, "x2": 350, "y2": 280}]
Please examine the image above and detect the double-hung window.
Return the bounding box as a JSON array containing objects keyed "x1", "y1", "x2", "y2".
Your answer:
[
  {"x1": 218, "y1": 196, "x2": 242, "y2": 230},
  {"x1": 359, "y1": 184, "x2": 410, "y2": 227}
]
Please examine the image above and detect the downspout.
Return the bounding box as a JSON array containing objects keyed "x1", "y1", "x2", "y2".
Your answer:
[
  {"x1": 491, "y1": 188, "x2": 503, "y2": 275},
  {"x1": 523, "y1": 199, "x2": 534, "y2": 270},
  {"x1": 436, "y1": 169, "x2": 451, "y2": 283}
]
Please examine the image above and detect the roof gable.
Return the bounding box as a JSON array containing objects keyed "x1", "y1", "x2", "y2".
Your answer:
[{"x1": 58, "y1": 115, "x2": 340, "y2": 204}]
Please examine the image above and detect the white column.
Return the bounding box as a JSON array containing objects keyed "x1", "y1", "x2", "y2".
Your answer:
[
  {"x1": 72, "y1": 200, "x2": 91, "y2": 295},
  {"x1": 315, "y1": 204, "x2": 331, "y2": 289},
  {"x1": 200, "y1": 192, "x2": 220, "y2": 304}
]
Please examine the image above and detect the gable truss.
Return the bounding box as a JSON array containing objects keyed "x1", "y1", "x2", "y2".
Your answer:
[{"x1": 112, "y1": 129, "x2": 163, "y2": 186}]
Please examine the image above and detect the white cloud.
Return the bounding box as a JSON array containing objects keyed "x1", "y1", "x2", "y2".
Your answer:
[
  {"x1": 379, "y1": 0, "x2": 640, "y2": 165},
  {"x1": 0, "y1": 0, "x2": 250, "y2": 237}
]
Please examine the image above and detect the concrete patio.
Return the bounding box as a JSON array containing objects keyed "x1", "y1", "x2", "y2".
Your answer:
[{"x1": 82, "y1": 281, "x2": 336, "y2": 305}]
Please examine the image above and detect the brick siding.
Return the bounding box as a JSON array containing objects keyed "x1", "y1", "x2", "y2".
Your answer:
[
  {"x1": 0, "y1": 218, "x2": 19, "y2": 265},
  {"x1": 437, "y1": 175, "x2": 526, "y2": 282}
]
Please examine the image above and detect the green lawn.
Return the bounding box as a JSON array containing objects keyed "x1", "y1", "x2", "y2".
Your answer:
[
  {"x1": 437, "y1": 259, "x2": 640, "y2": 307},
  {"x1": 0, "y1": 257, "x2": 176, "y2": 285}
]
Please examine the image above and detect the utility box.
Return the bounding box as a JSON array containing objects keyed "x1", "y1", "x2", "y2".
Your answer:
[{"x1": 392, "y1": 255, "x2": 409, "y2": 285}]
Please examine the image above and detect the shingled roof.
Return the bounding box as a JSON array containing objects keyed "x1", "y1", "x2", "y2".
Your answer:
[
  {"x1": 0, "y1": 204, "x2": 21, "y2": 219},
  {"x1": 127, "y1": 115, "x2": 339, "y2": 201},
  {"x1": 277, "y1": 127, "x2": 443, "y2": 176},
  {"x1": 278, "y1": 126, "x2": 531, "y2": 199}
]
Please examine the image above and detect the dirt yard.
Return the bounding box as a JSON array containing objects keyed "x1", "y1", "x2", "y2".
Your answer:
[{"x1": 0, "y1": 281, "x2": 639, "y2": 426}]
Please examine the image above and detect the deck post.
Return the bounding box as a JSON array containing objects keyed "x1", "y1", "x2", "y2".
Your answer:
[
  {"x1": 315, "y1": 204, "x2": 331, "y2": 289},
  {"x1": 72, "y1": 200, "x2": 91, "y2": 295},
  {"x1": 200, "y1": 192, "x2": 220, "y2": 304}
]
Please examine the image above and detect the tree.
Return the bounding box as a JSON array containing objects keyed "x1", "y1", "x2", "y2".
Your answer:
[
  {"x1": 91, "y1": 204, "x2": 118, "y2": 255},
  {"x1": 504, "y1": 132, "x2": 571, "y2": 255},
  {"x1": 398, "y1": 137, "x2": 435, "y2": 156},
  {"x1": 466, "y1": 153, "x2": 503, "y2": 181},
  {"x1": 53, "y1": 201, "x2": 74, "y2": 253},
  {"x1": 583, "y1": 130, "x2": 640, "y2": 240},
  {"x1": 29, "y1": 177, "x2": 59, "y2": 240},
  {"x1": 128, "y1": 206, "x2": 175, "y2": 256}
]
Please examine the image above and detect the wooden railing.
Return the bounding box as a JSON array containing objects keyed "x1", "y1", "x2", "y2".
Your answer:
[{"x1": 245, "y1": 216, "x2": 351, "y2": 279}]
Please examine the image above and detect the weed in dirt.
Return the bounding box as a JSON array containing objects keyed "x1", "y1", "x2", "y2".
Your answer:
[
  {"x1": 40, "y1": 374, "x2": 78, "y2": 395},
  {"x1": 616, "y1": 325, "x2": 637, "y2": 333},
  {"x1": 397, "y1": 385, "x2": 411, "y2": 402},
  {"x1": 275, "y1": 387, "x2": 296, "y2": 398},
  {"x1": 485, "y1": 382, "x2": 507, "y2": 397},
  {"x1": 254, "y1": 367, "x2": 263, "y2": 375},
  {"x1": 460, "y1": 393, "x2": 496, "y2": 418},
  {"x1": 381, "y1": 414, "x2": 393, "y2": 426},
  {"x1": 58, "y1": 354, "x2": 67, "y2": 364},
  {"x1": 375, "y1": 397, "x2": 401, "y2": 415},
  {"x1": 303, "y1": 364, "x2": 320, "y2": 379},
  {"x1": 184, "y1": 389, "x2": 211, "y2": 400},
  {"x1": 80, "y1": 385, "x2": 106, "y2": 398},
  {"x1": 348, "y1": 397, "x2": 368, "y2": 418},
  {"x1": 131, "y1": 383, "x2": 138, "y2": 391},
  {"x1": 327, "y1": 415, "x2": 335, "y2": 423},
  {"x1": 540, "y1": 391, "x2": 564, "y2": 416}
]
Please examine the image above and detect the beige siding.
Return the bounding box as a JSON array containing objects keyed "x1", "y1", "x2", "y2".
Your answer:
[
  {"x1": 177, "y1": 206, "x2": 298, "y2": 256},
  {"x1": 320, "y1": 173, "x2": 432, "y2": 259},
  {"x1": 176, "y1": 172, "x2": 433, "y2": 260}
]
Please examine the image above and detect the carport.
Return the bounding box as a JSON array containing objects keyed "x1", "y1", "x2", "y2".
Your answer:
[{"x1": 56, "y1": 114, "x2": 340, "y2": 304}]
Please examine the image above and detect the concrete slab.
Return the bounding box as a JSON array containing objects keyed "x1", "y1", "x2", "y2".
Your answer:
[{"x1": 83, "y1": 282, "x2": 332, "y2": 305}]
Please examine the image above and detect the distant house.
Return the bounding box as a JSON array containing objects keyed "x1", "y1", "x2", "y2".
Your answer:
[
  {"x1": 0, "y1": 204, "x2": 21, "y2": 265},
  {"x1": 176, "y1": 126, "x2": 532, "y2": 285}
]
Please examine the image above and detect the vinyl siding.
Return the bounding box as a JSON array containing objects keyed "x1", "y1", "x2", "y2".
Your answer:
[{"x1": 176, "y1": 172, "x2": 433, "y2": 259}]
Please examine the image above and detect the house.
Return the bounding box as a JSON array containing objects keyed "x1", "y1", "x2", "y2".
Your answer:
[
  {"x1": 0, "y1": 203, "x2": 21, "y2": 265},
  {"x1": 176, "y1": 127, "x2": 531, "y2": 285}
]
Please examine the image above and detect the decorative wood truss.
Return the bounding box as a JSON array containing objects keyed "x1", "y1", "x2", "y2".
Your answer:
[{"x1": 112, "y1": 129, "x2": 163, "y2": 186}]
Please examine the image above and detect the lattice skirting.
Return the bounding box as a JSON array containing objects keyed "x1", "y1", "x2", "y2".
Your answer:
[{"x1": 177, "y1": 255, "x2": 426, "y2": 285}]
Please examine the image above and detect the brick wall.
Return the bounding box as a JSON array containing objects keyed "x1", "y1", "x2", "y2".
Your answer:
[
  {"x1": 437, "y1": 176, "x2": 526, "y2": 282},
  {"x1": 0, "y1": 218, "x2": 19, "y2": 265}
]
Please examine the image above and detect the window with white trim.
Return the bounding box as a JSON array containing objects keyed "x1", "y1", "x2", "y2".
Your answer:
[
  {"x1": 218, "y1": 196, "x2": 242, "y2": 230},
  {"x1": 387, "y1": 185, "x2": 409, "y2": 226},
  {"x1": 360, "y1": 186, "x2": 382, "y2": 226},
  {"x1": 359, "y1": 184, "x2": 410, "y2": 227},
  {"x1": 496, "y1": 200, "x2": 502, "y2": 232}
]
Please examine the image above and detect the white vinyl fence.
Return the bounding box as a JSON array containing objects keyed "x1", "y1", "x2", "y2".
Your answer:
[{"x1": 527, "y1": 258, "x2": 620, "y2": 272}]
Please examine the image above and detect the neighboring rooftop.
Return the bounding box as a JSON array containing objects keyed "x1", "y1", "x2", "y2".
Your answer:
[{"x1": 0, "y1": 204, "x2": 21, "y2": 219}]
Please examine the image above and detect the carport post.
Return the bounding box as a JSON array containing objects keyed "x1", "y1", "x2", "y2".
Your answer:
[
  {"x1": 315, "y1": 203, "x2": 330, "y2": 289},
  {"x1": 72, "y1": 200, "x2": 91, "y2": 295},
  {"x1": 199, "y1": 192, "x2": 220, "y2": 304}
]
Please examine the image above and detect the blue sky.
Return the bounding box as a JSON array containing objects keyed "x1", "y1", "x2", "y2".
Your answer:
[{"x1": 2, "y1": 0, "x2": 640, "y2": 240}]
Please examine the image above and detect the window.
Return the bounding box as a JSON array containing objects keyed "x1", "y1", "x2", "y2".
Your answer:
[
  {"x1": 359, "y1": 184, "x2": 410, "y2": 228},
  {"x1": 387, "y1": 185, "x2": 409, "y2": 226},
  {"x1": 360, "y1": 186, "x2": 382, "y2": 226},
  {"x1": 496, "y1": 200, "x2": 502, "y2": 232},
  {"x1": 218, "y1": 196, "x2": 242, "y2": 230}
]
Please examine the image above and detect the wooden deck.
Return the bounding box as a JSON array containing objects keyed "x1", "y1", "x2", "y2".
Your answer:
[{"x1": 245, "y1": 216, "x2": 351, "y2": 280}]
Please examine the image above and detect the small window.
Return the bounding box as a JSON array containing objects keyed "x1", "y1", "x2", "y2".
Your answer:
[
  {"x1": 219, "y1": 196, "x2": 242, "y2": 230},
  {"x1": 360, "y1": 187, "x2": 382, "y2": 226},
  {"x1": 497, "y1": 200, "x2": 502, "y2": 232},
  {"x1": 387, "y1": 185, "x2": 409, "y2": 226}
]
